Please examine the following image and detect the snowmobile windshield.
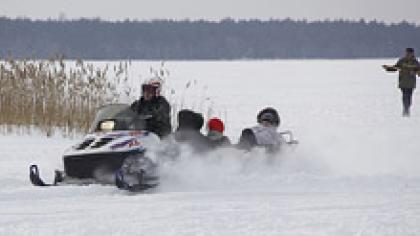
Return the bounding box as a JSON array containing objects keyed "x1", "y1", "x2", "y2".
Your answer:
[{"x1": 89, "y1": 104, "x2": 147, "y2": 133}]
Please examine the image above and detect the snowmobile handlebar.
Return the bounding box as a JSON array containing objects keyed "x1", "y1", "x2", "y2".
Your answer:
[
  {"x1": 136, "y1": 114, "x2": 153, "y2": 120},
  {"x1": 279, "y1": 130, "x2": 299, "y2": 145}
]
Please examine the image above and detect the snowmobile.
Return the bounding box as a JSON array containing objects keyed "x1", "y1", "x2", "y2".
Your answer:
[{"x1": 29, "y1": 104, "x2": 161, "y2": 192}]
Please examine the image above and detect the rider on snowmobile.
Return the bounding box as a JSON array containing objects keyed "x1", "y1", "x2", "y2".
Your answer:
[
  {"x1": 237, "y1": 107, "x2": 284, "y2": 153},
  {"x1": 130, "y1": 78, "x2": 172, "y2": 138}
]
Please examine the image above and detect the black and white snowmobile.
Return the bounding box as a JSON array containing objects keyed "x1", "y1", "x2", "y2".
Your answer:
[{"x1": 29, "y1": 104, "x2": 160, "y2": 192}]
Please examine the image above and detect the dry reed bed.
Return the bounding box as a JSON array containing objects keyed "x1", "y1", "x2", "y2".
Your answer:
[{"x1": 0, "y1": 58, "x2": 132, "y2": 136}]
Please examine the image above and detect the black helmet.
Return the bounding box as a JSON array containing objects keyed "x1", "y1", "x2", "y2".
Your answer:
[
  {"x1": 257, "y1": 107, "x2": 280, "y2": 127},
  {"x1": 406, "y1": 47, "x2": 414, "y2": 53}
]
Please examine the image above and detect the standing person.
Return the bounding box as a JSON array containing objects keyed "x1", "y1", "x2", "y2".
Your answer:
[
  {"x1": 383, "y1": 48, "x2": 420, "y2": 117},
  {"x1": 237, "y1": 107, "x2": 284, "y2": 153},
  {"x1": 130, "y1": 78, "x2": 172, "y2": 138},
  {"x1": 206, "y1": 118, "x2": 231, "y2": 148}
]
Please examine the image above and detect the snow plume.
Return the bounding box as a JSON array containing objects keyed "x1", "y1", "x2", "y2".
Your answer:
[
  {"x1": 157, "y1": 144, "x2": 331, "y2": 193},
  {"x1": 296, "y1": 116, "x2": 420, "y2": 179},
  {"x1": 156, "y1": 120, "x2": 420, "y2": 193}
]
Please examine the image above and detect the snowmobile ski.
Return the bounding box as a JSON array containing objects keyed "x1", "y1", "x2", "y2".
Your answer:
[
  {"x1": 115, "y1": 169, "x2": 158, "y2": 192},
  {"x1": 29, "y1": 164, "x2": 64, "y2": 187}
]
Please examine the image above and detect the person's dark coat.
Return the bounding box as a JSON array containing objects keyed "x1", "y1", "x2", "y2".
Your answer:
[
  {"x1": 206, "y1": 131, "x2": 231, "y2": 149},
  {"x1": 395, "y1": 57, "x2": 420, "y2": 89},
  {"x1": 130, "y1": 96, "x2": 172, "y2": 138},
  {"x1": 173, "y1": 109, "x2": 211, "y2": 153},
  {"x1": 237, "y1": 128, "x2": 258, "y2": 150}
]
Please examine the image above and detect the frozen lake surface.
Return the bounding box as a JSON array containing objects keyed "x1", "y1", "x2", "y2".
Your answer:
[{"x1": 1, "y1": 59, "x2": 420, "y2": 235}]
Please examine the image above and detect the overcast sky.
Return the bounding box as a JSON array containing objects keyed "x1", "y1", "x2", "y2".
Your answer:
[{"x1": 1, "y1": 0, "x2": 419, "y2": 24}]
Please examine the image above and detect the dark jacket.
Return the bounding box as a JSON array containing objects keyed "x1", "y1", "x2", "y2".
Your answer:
[
  {"x1": 237, "y1": 128, "x2": 258, "y2": 150},
  {"x1": 173, "y1": 109, "x2": 211, "y2": 153},
  {"x1": 395, "y1": 57, "x2": 420, "y2": 89},
  {"x1": 130, "y1": 96, "x2": 172, "y2": 138},
  {"x1": 207, "y1": 131, "x2": 231, "y2": 149}
]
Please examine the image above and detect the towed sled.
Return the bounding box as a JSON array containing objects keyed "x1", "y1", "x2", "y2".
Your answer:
[{"x1": 30, "y1": 104, "x2": 160, "y2": 192}]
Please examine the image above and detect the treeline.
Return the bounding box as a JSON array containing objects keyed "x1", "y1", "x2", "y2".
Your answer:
[{"x1": 1, "y1": 17, "x2": 419, "y2": 59}]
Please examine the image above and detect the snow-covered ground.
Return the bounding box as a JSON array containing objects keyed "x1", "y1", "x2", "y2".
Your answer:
[{"x1": 1, "y1": 59, "x2": 420, "y2": 235}]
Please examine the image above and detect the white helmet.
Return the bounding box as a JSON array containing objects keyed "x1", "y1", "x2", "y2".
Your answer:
[{"x1": 142, "y1": 77, "x2": 163, "y2": 97}]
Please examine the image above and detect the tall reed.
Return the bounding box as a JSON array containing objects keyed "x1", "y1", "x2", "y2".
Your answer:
[{"x1": 0, "y1": 57, "x2": 132, "y2": 136}]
